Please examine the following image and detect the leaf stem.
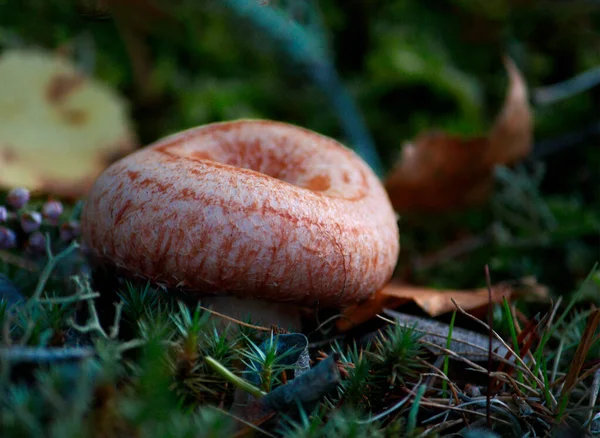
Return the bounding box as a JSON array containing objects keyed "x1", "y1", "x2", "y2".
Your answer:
[
  {"x1": 205, "y1": 355, "x2": 266, "y2": 398},
  {"x1": 442, "y1": 310, "x2": 456, "y2": 396}
]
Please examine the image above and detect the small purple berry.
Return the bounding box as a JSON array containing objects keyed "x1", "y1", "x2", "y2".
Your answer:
[
  {"x1": 60, "y1": 221, "x2": 81, "y2": 242},
  {"x1": 42, "y1": 200, "x2": 64, "y2": 222},
  {"x1": 7, "y1": 187, "x2": 30, "y2": 210},
  {"x1": 27, "y1": 231, "x2": 47, "y2": 253},
  {"x1": 0, "y1": 227, "x2": 17, "y2": 249},
  {"x1": 20, "y1": 211, "x2": 42, "y2": 233},
  {"x1": 464, "y1": 384, "x2": 482, "y2": 398},
  {"x1": 0, "y1": 206, "x2": 7, "y2": 223}
]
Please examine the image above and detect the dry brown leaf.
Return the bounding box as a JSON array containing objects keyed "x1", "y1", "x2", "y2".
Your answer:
[
  {"x1": 487, "y1": 57, "x2": 532, "y2": 165},
  {"x1": 337, "y1": 278, "x2": 548, "y2": 332},
  {"x1": 384, "y1": 56, "x2": 532, "y2": 213},
  {"x1": 561, "y1": 309, "x2": 600, "y2": 398},
  {"x1": 0, "y1": 49, "x2": 136, "y2": 198}
]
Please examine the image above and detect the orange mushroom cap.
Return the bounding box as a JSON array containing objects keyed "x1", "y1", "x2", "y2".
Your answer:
[{"x1": 81, "y1": 120, "x2": 399, "y2": 307}]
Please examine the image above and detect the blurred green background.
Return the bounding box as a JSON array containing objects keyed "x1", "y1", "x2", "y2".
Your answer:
[{"x1": 1, "y1": 0, "x2": 598, "y2": 299}]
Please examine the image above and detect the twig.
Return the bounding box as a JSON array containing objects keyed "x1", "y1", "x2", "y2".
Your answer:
[
  {"x1": 417, "y1": 340, "x2": 489, "y2": 374},
  {"x1": 117, "y1": 338, "x2": 149, "y2": 353},
  {"x1": 36, "y1": 292, "x2": 100, "y2": 304},
  {"x1": 417, "y1": 357, "x2": 461, "y2": 404},
  {"x1": 0, "y1": 346, "x2": 95, "y2": 362},
  {"x1": 69, "y1": 298, "x2": 123, "y2": 340},
  {"x1": 534, "y1": 64, "x2": 600, "y2": 105},
  {"x1": 418, "y1": 400, "x2": 513, "y2": 426},
  {"x1": 31, "y1": 239, "x2": 79, "y2": 301},
  {"x1": 534, "y1": 263, "x2": 598, "y2": 377},
  {"x1": 587, "y1": 369, "x2": 600, "y2": 429},
  {"x1": 490, "y1": 372, "x2": 528, "y2": 397},
  {"x1": 551, "y1": 339, "x2": 565, "y2": 384},
  {"x1": 108, "y1": 301, "x2": 124, "y2": 339},
  {"x1": 570, "y1": 361, "x2": 600, "y2": 397},
  {"x1": 355, "y1": 376, "x2": 423, "y2": 424},
  {"x1": 419, "y1": 341, "x2": 542, "y2": 397},
  {"x1": 197, "y1": 304, "x2": 272, "y2": 332},
  {"x1": 558, "y1": 309, "x2": 600, "y2": 421},
  {"x1": 17, "y1": 319, "x2": 37, "y2": 347},
  {"x1": 308, "y1": 313, "x2": 345, "y2": 336},
  {"x1": 0, "y1": 250, "x2": 38, "y2": 271},
  {"x1": 544, "y1": 296, "x2": 563, "y2": 338},
  {"x1": 485, "y1": 265, "x2": 493, "y2": 430},
  {"x1": 425, "y1": 395, "x2": 541, "y2": 406},
  {"x1": 451, "y1": 299, "x2": 551, "y2": 401},
  {"x1": 569, "y1": 367, "x2": 600, "y2": 413},
  {"x1": 420, "y1": 419, "x2": 463, "y2": 437},
  {"x1": 209, "y1": 405, "x2": 278, "y2": 438},
  {"x1": 423, "y1": 355, "x2": 471, "y2": 428}
]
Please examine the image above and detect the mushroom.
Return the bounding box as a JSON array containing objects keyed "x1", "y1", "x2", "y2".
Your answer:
[
  {"x1": 80, "y1": 120, "x2": 399, "y2": 330},
  {"x1": 0, "y1": 48, "x2": 136, "y2": 198}
]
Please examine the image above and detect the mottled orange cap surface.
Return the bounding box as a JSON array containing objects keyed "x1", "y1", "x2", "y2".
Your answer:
[{"x1": 81, "y1": 120, "x2": 399, "y2": 307}]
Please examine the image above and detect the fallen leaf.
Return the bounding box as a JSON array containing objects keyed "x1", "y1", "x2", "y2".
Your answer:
[
  {"x1": 561, "y1": 309, "x2": 600, "y2": 400},
  {"x1": 337, "y1": 278, "x2": 547, "y2": 332},
  {"x1": 0, "y1": 48, "x2": 136, "y2": 198},
  {"x1": 382, "y1": 309, "x2": 510, "y2": 361},
  {"x1": 486, "y1": 57, "x2": 532, "y2": 166},
  {"x1": 384, "y1": 56, "x2": 532, "y2": 213}
]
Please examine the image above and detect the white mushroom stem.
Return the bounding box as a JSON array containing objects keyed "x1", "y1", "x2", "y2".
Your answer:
[{"x1": 200, "y1": 296, "x2": 303, "y2": 333}]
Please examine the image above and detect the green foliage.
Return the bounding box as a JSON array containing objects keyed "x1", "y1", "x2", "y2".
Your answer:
[
  {"x1": 0, "y1": 236, "x2": 598, "y2": 436},
  {"x1": 335, "y1": 343, "x2": 374, "y2": 409},
  {"x1": 239, "y1": 332, "x2": 300, "y2": 392},
  {"x1": 280, "y1": 407, "x2": 386, "y2": 438},
  {"x1": 0, "y1": 252, "x2": 430, "y2": 436},
  {"x1": 118, "y1": 281, "x2": 162, "y2": 327},
  {"x1": 370, "y1": 323, "x2": 424, "y2": 385}
]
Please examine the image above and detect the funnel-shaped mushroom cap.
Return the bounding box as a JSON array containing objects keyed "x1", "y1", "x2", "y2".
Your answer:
[{"x1": 81, "y1": 120, "x2": 399, "y2": 307}]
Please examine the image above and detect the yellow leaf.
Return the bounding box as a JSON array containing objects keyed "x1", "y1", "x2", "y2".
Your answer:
[{"x1": 0, "y1": 49, "x2": 136, "y2": 198}]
